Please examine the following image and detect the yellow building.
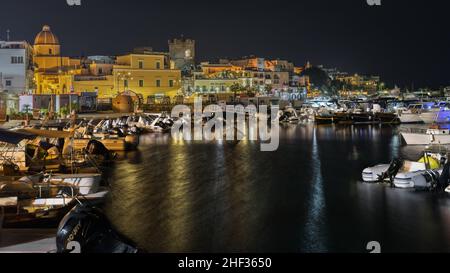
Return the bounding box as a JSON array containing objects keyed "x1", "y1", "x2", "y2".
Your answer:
[
  {"x1": 109, "y1": 53, "x2": 181, "y2": 99},
  {"x1": 33, "y1": 25, "x2": 181, "y2": 101},
  {"x1": 33, "y1": 25, "x2": 81, "y2": 95}
]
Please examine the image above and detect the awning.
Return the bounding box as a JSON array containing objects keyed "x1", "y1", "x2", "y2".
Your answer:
[
  {"x1": 17, "y1": 128, "x2": 74, "y2": 139},
  {"x1": 0, "y1": 129, "x2": 36, "y2": 145}
]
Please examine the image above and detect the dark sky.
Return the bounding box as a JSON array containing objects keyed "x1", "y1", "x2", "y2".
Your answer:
[{"x1": 0, "y1": 0, "x2": 449, "y2": 88}]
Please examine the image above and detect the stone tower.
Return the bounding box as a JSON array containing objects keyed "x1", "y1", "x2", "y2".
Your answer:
[{"x1": 168, "y1": 37, "x2": 195, "y2": 74}]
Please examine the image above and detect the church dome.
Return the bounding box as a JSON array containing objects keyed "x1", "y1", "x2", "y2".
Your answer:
[{"x1": 34, "y1": 25, "x2": 59, "y2": 45}]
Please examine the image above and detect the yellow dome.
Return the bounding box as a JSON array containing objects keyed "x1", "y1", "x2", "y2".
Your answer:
[{"x1": 34, "y1": 25, "x2": 59, "y2": 45}]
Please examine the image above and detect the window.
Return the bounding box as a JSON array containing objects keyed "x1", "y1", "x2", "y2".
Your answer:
[
  {"x1": 138, "y1": 60, "x2": 144, "y2": 69},
  {"x1": 124, "y1": 80, "x2": 129, "y2": 88},
  {"x1": 139, "y1": 80, "x2": 144, "y2": 87},
  {"x1": 11, "y1": 56, "x2": 24, "y2": 64},
  {"x1": 98, "y1": 68, "x2": 103, "y2": 75},
  {"x1": 5, "y1": 80, "x2": 12, "y2": 87},
  {"x1": 49, "y1": 49, "x2": 53, "y2": 55},
  {"x1": 156, "y1": 62, "x2": 161, "y2": 70},
  {"x1": 156, "y1": 79, "x2": 161, "y2": 87},
  {"x1": 169, "y1": 80, "x2": 174, "y2": 87}
]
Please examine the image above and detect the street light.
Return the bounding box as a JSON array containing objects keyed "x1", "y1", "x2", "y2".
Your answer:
[{"x1": 116, "y1": 71, "x2": 133, "y2": 94}]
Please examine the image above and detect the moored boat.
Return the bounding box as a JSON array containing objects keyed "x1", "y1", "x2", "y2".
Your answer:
[
  {"x1": 362, "y1": 151, "x2": 446, "y2": 189},
  {"x1": 401, "y1": 128, "x2": 450, "y2": 145}
]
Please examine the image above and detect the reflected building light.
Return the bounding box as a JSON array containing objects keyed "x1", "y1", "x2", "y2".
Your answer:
[
  {"x1": 390, "y1": 134, "x2": 400, "y2": 158},
  {"x1": 302, "y1": 128, "x2": 328, "y2": 252}
]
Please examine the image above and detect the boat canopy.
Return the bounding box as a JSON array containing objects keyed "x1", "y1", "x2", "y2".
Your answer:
[
  {"x1": 0, "y1": 128, "x2": 36, "y2": 145},
  {"x1": 17, "y1": 128, "x2": 74, "y2": 139}
]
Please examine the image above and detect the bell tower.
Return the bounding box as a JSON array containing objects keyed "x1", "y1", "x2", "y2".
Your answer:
[{"x1": 168, "y1": 36, "x2": 195, "y2": 74}]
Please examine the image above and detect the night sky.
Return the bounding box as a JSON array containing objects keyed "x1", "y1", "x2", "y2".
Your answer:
[{"x1": 0, "y1": 0, "x2": 448, "y2": 88}]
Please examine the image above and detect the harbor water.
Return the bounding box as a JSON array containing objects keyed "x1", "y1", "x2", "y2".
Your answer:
[{"x1": 105, "y1": 124, "x2": 450, "y2": 253}]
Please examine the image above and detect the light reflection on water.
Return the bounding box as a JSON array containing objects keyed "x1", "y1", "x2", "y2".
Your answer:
[
  {"x1": 301, "y1": 128, "x2": 328, "y2": 252},
  {"x1": 105, "y1": 124, "x2": 450, "y2": 253}
]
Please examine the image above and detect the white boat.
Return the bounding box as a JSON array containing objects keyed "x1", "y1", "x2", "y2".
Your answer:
[
  {"x1": 43, "y1": 173, "x2": 102, "y2": 195},
  {"x1": 420, "y1": 110, "x2": 450, "y2": 124},
  {"x1": 399, "y1": 113, "x2": 423, "y2": 124},
  {"x1": 397, "y1": 104, "x2": 424, "y2": 124},
  {"x1": 397, "y1": 103, "x2": 450, "y2": 124},
  {"x1": 401, "y1": 129, "x2": 450, "y2": 145},
  {"x1": 362, "y1": 153, "x2": 444, "y2": 189}
]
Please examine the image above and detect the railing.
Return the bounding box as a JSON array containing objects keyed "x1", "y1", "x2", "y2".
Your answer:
[{"x1": 399, "y1": 127, "x2": 429, "y2": 134}]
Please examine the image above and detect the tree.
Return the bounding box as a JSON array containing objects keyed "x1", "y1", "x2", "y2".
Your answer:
[
  {"x1": 22, "y1": 104, "x2": 31, "y2": 114},
  {"x1": 230, "y1": 83, "x2": 242, "y2": 104},
  {"x1": 301, "y1": 66, "x2": 340, "y2": 96}
]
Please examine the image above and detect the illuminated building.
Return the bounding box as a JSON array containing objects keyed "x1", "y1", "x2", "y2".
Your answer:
[
  {"x1": 190, "y1": 58, "x2": 290, "y2": 95},
  {"x1": 32, "y1": 26, "x2": 181, "y2": 102},
  {"x1": 112, "y1": 50, "x2": 181, "y2": 100},
  {"x1": 33, "y1": 25, "x2": 82, "y2": 95},
  {"x1": 0, "y1": 41, "x2": 34, "y2": 95},
  {"x1": 336, "y1": 74, "x2": 381, "y2": 96}
]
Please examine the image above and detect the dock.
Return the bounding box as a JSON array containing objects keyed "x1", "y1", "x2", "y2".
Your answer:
[{"x1": 0, "y1": 229, "x2": 56, "y2": 253}]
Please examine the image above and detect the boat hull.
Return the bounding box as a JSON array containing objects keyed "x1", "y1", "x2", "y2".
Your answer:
[
  {"x1": 49, "y1": 173, "x2": 102, "y2": 195},
  {"x1": 73, "y1": 138, "x2": 126, "y2": 151},
  {"x1": 398, "y1": 113, "x2": 423, "y2": 124},
  {"x1": 401, "y1": 132, "x2": 450, "y2": 145},
  {"x1": 420, "y1": 111, "x2": 450, "y2": 124}
]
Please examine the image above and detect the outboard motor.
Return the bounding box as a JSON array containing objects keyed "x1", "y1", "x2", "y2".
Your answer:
[
  {"x1": 412, "y1": 170, "x2": 441, "y2": 191},
  {"x1": 438, "y1": 161, "x2": 450, "y2": 191},
  {"x1": 86, "y1": 140, "x2": 114, "y2": 160},
  {"x1": 378, "y1": 158, "x2": 403, "y2": 185},
  {"x1": 56, "y1": 205, "x2": 139, "y2": 253}
]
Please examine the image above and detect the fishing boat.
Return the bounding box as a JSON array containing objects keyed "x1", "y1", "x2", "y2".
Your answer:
[
  {"x1": 374, "y1": 112, "x2": 401, "y2": 124},
  {"x1": 0, "y1": 128, "x2": 37, "y2": 169},
  {"x1": 314, "y1": 109, "x2": 335, "y2": 125},
  {"x1": 72, "y1": 137, "x2": 127, "y2": 152},
  {"x1": 142, "y1": 113, "x2": 173, "y2": 133},
  {"x1": 72, "y1": 119, "x2": 139, "y2": 151},
  {"x1": 279, "y1": 108, "x2": 300, "y2": 124},
  {"x1": 0, "y1": 172, "x2": 106, "y2": 228}
]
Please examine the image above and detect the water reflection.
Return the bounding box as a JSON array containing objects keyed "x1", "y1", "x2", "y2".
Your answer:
[
  {"x1": 301, "y1": 128, "x2": 328, "y2": 252},
  {"x1": 105, "y1": 124, "x2": 450, "y2": 252}
]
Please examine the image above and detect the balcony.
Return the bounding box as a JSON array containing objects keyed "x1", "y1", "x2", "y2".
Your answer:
[{"x1": 74, "y1": 75, "x2": 108, "y2": 81}]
